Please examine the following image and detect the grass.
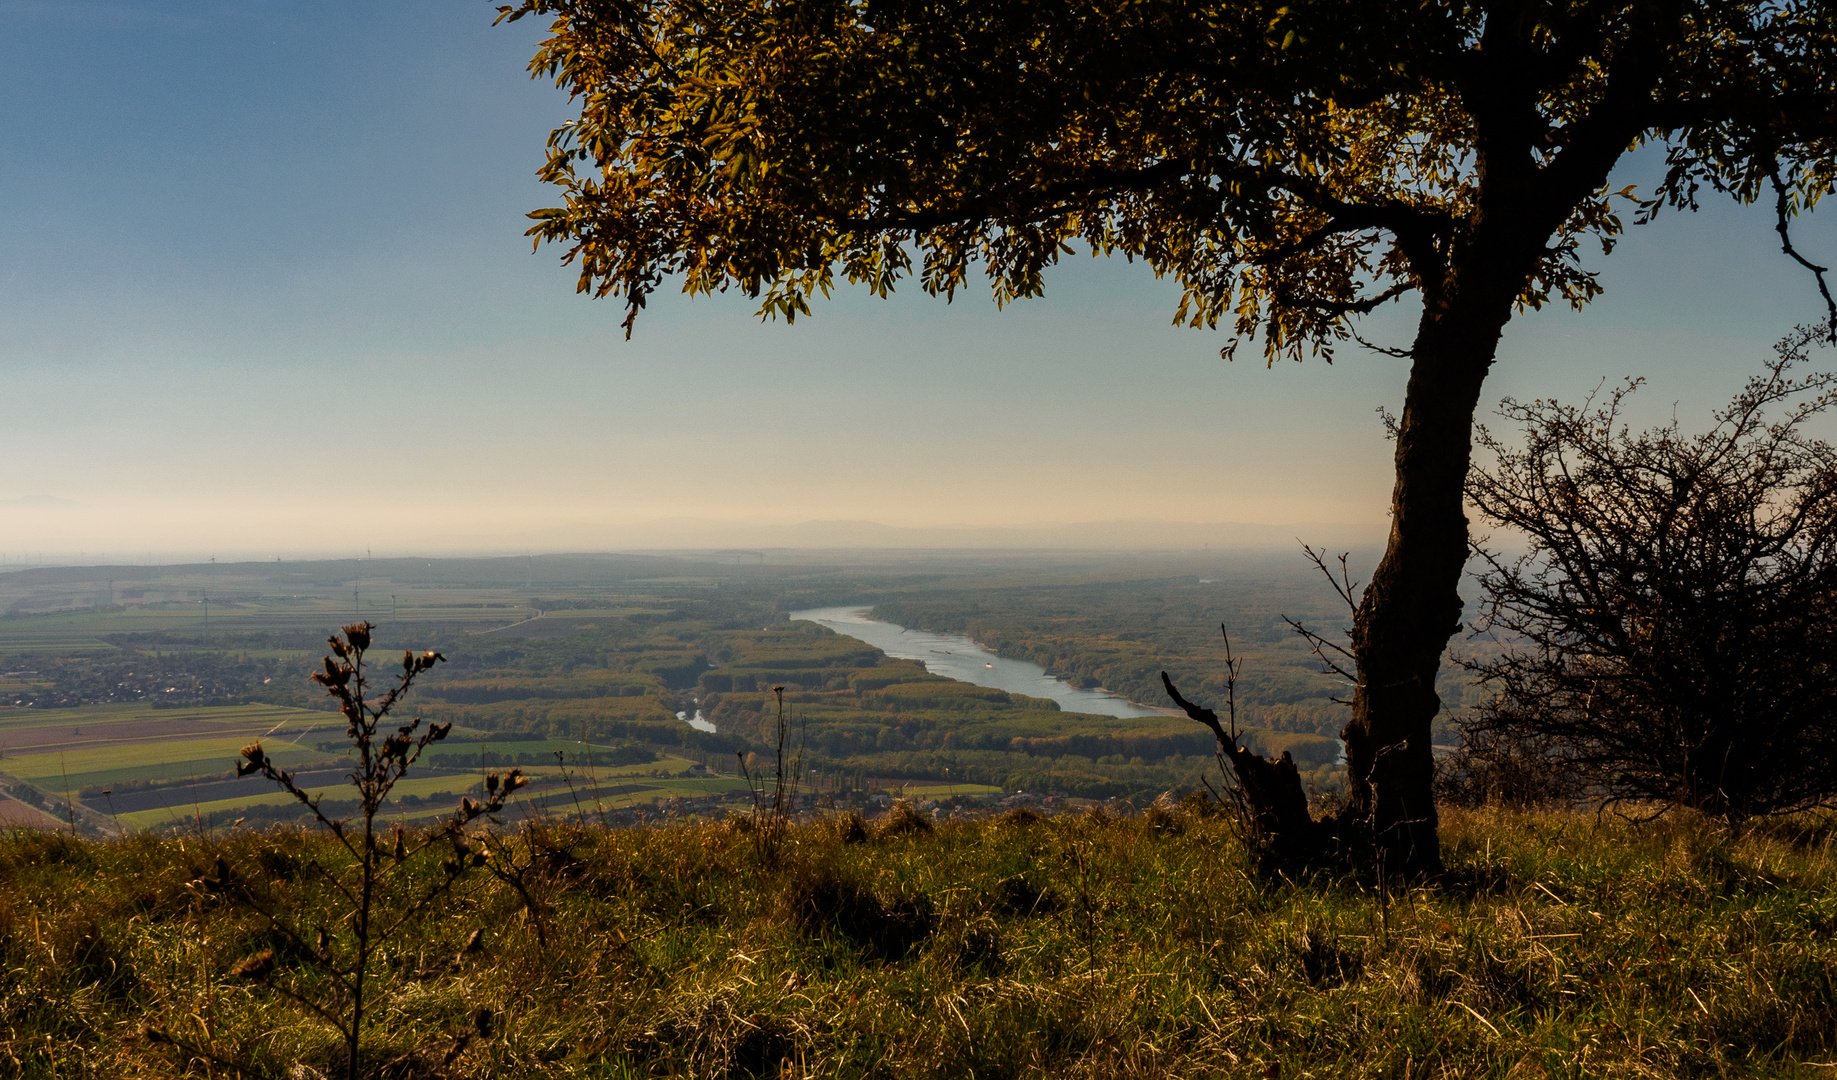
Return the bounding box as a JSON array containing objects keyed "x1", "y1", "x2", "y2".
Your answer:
[{"x1": 4, "y1": 803, "x2": 1836, "y2": 1078}]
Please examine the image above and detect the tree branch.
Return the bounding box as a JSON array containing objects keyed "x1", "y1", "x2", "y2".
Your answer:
[
  {"x1": 1279, "y1": 281, "x2": 1419, "y2": 318},
  {"x1": 1270, "y1": 177, "x2": 1455, "y2": 283},
  {"x1": 1770, "y1": 162, "x2": 1837, "y2": 340},
  {"x1": 1160, "y1": 671, "x2": 1232, "y2": 749}
]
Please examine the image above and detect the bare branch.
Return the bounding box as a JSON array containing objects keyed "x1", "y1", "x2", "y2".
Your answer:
[
  {"x1": 1301, "y1": 544, "x2": 1362, "y2": 616},
  {"x1": 1770, "y1": 163, "x2": 1837, "y2": 341},
  {"x1": 1160, "y1": 670, "x2": 1232, "y2": 750},
  {"x1": 1282, "y1": 616, "x2": 1359, "y2": 688}
]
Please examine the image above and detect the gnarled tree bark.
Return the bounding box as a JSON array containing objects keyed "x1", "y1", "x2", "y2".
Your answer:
[{"x1": 1162, "y1": 671, "x2": 1320, "y2": 854}]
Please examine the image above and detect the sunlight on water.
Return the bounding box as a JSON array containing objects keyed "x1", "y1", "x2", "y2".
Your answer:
[
  {"x1": 675, "y1": 709, "x2": 718, "y2": 733},
  {"x1": 790, "y1": 606, "x2": 1165, "y2": 719}
]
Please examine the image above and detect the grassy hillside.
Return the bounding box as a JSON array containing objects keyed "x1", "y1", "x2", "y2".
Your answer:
[{"x1": 6, "y1": 805, "x2": 1835, "y2": 1078}]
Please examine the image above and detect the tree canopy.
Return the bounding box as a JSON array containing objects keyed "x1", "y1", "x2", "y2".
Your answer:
[{"x1": 498, "y1": 0, "x2": 1834, "y2": 350}]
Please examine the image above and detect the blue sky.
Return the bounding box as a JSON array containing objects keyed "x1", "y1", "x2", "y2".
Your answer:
[{"x1": 1, "y1": 0, "x2": 1832, "y2": 559}]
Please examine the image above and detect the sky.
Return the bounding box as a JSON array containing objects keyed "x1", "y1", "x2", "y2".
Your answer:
[{"x1": 1, "y1": 0, "x2": 1833, "y2": 561}]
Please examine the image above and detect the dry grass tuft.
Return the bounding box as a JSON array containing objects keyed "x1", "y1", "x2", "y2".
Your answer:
[
  {"x1": 827, "y1": 810, "x2": 870, "y2": 844},
  {"x1": 775, "y1": 858, "x2": 934, "y2": 958},
  {"x1": 1142, "y1": 791, "x2": 1188, "y2": 835},
  {"x1": 874, "y1": 798, "x2": 933, "y2": 838},
  {"x1": 995, "y1": 806, "x2": 1043, "y2": 827},
  {"x1": 987, "y1": 874, "x2": 1061, "y2": 917}
]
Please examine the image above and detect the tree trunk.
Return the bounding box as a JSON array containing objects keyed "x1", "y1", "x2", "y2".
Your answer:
[{"x1": 1341, "y1": 284, "x2": 1519, "y2": 876}]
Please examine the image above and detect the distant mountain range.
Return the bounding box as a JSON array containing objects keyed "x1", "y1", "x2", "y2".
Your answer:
[
  {"x1": 0, "y1": 495, "x2": 84, "y2": 509},
  {"x1": 499, "y1": 517, "x2": 1387, "y2": 552}
]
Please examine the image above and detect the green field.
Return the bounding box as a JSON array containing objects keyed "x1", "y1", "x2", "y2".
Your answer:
[
  {"x1": 889, "y1": 781, "x2": 1004, "y2": 797},
  {"x1": 0, "y1": 698, "x2": 764, "y2": 834},
  {"x1": 0, "y1": 552, "x2": 1374, "y2": 833},
  {"x1": 0, "y1": 704, "x2": 331, "y2": 789},
  {"x1": 114, "y1": 772, "x2": 487, "y2": 830}
]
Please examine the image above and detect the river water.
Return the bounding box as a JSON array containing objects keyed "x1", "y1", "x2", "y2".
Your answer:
[
  {"x1": 789, "y1": 605, "x2": 1166, "y2": 719},
  {"x1": 675, "y1": 709, "x2": 717, "y2": 733}
]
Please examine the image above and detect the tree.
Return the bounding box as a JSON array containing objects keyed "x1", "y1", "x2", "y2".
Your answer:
[
  {"x1": 1463, "y1": 325, "x2": 1837, "y2": 821},
  {"x1": 494, "y1": 0, "x2": 1837, "y2": 873}
]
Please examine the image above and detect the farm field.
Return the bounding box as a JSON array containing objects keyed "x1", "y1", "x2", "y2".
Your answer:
[
  {"x1": 1, "y1": 703, "x2": 333, "y2": 789},
  {"x1": 0, "y1": 698, "x2": 763, "y2": 834},
  {"x1": 109, "y1": 755, "x2": 755, "y2": 831},
  {"x1": 0, "y1": 793, "x2": 59, "y2": 827},
  {"x1": 0, "y1": 551, "x2": 1368, "y2": 833}
]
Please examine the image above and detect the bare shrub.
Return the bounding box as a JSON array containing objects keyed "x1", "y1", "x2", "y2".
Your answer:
[
  {"x1": 1434, "y1": 729, "x2": 1586, "y2": 810},
  {"x1": 1465, "y1": 325, "x2": 1837, "y2": 821}
]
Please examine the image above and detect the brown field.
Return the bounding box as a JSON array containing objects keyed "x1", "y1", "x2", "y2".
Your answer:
[
  {"x1": 0, "y1": 705, "x2": 321, "y2": 757},
  {"x1": 80, "y1": 766, "x2": 483, "y2": 816},
  {"x1": 0, "y1": 794, "x2": 60, "y2": 829}
]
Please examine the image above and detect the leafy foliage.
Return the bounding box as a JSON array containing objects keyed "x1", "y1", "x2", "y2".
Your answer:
[{"x1": 496, "y1": 0, "x2": 1836, "y2": 355}]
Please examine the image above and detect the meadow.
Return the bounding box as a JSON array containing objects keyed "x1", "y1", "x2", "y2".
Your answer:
[{"x1": 5, "y1": 802, "x2": 1835, "y2": 1077}]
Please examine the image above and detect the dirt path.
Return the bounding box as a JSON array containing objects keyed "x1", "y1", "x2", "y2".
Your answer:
[{"x1": 472, "y1": 609, "x2": 544, "y2": 636}]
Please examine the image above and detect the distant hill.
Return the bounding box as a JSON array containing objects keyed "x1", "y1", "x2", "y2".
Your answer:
[{"x1": 506, "y1": 516, "x2": 1385, "y2": 552}]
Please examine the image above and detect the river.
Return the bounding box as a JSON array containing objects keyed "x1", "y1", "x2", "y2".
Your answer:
[{"x1": 789, "y1": 605, "x2": 1167, "y2": 719}]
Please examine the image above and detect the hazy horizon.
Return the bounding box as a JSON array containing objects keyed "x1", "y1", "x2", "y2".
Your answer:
[
  {"x1": 0, "y1": 513, "x2": 1390, "y2": 567},
  {"x1": 4, "y1": 2, "x2": 1833, "y2": 558}
]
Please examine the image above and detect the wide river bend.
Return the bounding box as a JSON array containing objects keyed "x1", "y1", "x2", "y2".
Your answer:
[{"x1": 789, "y1": 606, "x2": 1166, "y2": 719}]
